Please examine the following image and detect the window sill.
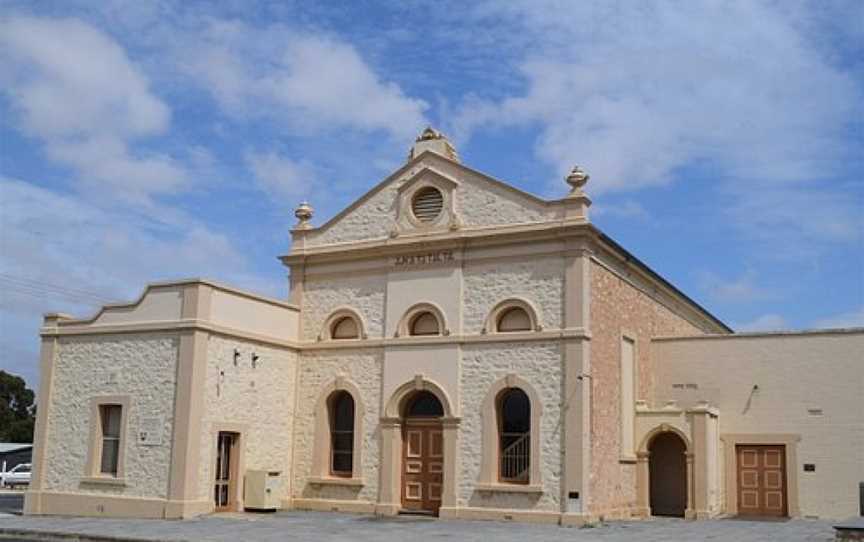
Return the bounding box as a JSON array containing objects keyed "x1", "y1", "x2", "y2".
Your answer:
[
  {"x1": 308, "y1": 476, "x2": 364, "y2": 487},
  {"x1": 475, "y1": 483, "x2": 543, "y2": 494},
  {"x1": 619, "y1": 455, "x2": 638, "y2": 464},
  {"x1": 80, "y1": 476, "x2": 127, "y2": 487}
]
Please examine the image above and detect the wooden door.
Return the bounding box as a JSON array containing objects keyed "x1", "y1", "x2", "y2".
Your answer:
[
  {"x1": 649, "y1": 432, "x2": 687, "y2": 517},
  {"x1": 214, "y1": 432, "x2": 238, "y2": 511},
  {"x1": 736, "y1": 445, "x2": 787, "y2": 517},
  {"x1": 401, "y1": 421, "x2": 443, "y2": 514}
]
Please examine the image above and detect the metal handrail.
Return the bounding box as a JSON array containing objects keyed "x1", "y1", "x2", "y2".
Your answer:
[{"x1": 500, "y1": 431, "x2": 530, "y2": 482}]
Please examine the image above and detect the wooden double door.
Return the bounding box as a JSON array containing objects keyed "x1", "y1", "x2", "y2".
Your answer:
[
  {"x1": 401, "y1": 420, "x2": 444, "y2": 514},
  {"x1": 736, "y1": 445, "x2": 787, "y2": 517}
]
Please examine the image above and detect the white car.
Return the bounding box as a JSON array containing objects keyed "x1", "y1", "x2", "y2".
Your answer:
[{"x1": 1, "y1": 463, "x2": 31, "y2": 488}]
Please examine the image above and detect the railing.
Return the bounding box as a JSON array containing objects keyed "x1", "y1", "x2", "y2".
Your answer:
[{"x1": 500, "y1": 432, "x2": 530, "y2": 482}]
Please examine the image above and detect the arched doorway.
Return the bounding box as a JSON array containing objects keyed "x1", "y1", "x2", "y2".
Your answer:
[
  {"x1": 649, "y1": 431, "x2": 688, "y2": 517},
  {"x1": 401, "y1": 390, "x2": 444, "y2": 515}
]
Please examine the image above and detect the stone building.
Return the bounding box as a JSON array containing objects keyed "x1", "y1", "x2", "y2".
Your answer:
[{"x1": 24, "y1": 129, "x2": 863, "y2": 523}]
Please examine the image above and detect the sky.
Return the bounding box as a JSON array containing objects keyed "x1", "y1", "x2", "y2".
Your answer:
[{"x1": 1, "y1": 1, "x2": 862, "y2": 390}]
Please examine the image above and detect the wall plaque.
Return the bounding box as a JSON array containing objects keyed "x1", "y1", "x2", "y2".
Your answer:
[
  {"x1": 138, "y1": 416, "x2": 163, "y2": 446},
  {"x1": 392, "y1": 250, "x2": 455, "y2": 267}
]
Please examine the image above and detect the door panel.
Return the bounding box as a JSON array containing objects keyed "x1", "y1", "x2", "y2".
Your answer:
[
  {"x1": 401, "y1": 422, "x2": 443, "y2": 514},
  {"x1": 736, "y1": 445, "x2": 787, "y2": 517},
  {"x1": 214, "y1": 432, "x2": 238, "y2": 511}
]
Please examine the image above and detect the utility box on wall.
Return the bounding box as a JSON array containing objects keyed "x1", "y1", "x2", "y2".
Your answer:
[{"x1": 244, "y1": 470, "x2": 281, "y2": 511}]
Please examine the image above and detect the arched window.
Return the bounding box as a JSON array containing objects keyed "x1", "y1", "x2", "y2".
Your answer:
[
  {"x1": 329, "y1": 391, "x2": 355, "y2": 476},
  {"x1": 404, "y1": 390, "x2": 444, "y2": 418},
  {"x1": 496, "y1": 307, "x2": 532, "y2": 332},
  {"x1": 498, "y1": 388, "x2": 530, "y2": 484},
  {"x1": 409, "y1": 311, "x2": 440, "y2": 336},
  {"x1": 331, "y1": 316, "x2": 359, "y2": 340}
]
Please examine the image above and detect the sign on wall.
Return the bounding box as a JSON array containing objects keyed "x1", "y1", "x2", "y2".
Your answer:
[
  {"x1": 138, "y1": 416, "x2": 164, "y2": 446},
  {"x1": 392, "y1": 250, "x2": 456, "y2": 268}
]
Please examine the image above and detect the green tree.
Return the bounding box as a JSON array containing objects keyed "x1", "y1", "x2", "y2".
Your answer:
[{"x1": 0, "y1": 370, "x2": 35, "y2": 442}]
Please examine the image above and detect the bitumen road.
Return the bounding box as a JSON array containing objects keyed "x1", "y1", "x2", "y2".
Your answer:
[{"x1": 0, "y1": 491, "x2": 24, "y2": 515}]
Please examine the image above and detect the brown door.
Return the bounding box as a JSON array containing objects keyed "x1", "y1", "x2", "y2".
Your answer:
[
  {"x1": 214, "y1": 432, "x2": 238, "y2": 511},
  {"x1": 736, "y1": 445, "x2": 787, "y2": 517},
  {"x1": 401, "y1": 421, "x2": 443, "y2": 514},
  {"x1": 649, "y1": 432, "x2": 688, "y2": 517}
]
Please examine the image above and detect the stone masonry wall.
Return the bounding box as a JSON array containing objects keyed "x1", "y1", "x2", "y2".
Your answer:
[
  {"x1": 460, "y1": 342, "x2": 563, "y2": 511},
  {"x1": 307, "y1": 156, "x2": 555, "y2": 247},
  {"x1": 197, "y1": 335, "x2": 298, "y2": 503},
  {"x1": 301, "y1": 274, "x2": 386, "y2": 341},
  {"x1": 293, "y1": 349, "x2": 383, "y2": 503},
  {"x1": 589, "y1": 260, "x2": 705, "y2": 515},
  {"x1": 42, "y1": 334, "x2": 179, "y2": 499},
  {"x1": 463, "y1": 257, "x2": 564, "y2": 334}
]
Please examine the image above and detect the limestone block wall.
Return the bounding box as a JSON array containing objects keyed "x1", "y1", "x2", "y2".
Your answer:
[
  {"x1": 306, "y1": 155, "x2": 556, "y2": 248},
  {"x1": 197, "y1": 335, "x2": 298, "y2": 503},
  {"x1": 589, "y1": 260, "x2": 705, "y2": 515},
  {"x1": 292, "y1": 348, "x2": 383, "y2": 504},
  {"x1": 459, "y1": 342, "x2": 563, "y2": 511},
  {"x1": 462, "y1": 257, "x2": 564, "y2": 334},
  {"x1": 653, "y1": 330, "x2": 864, "y2": 518},
  {"x1": 42, "y1": 333, "x2": 179, "y2": 499},
  {"x1": 301, "y1": 274, "x2": 386, "y2": 341}
]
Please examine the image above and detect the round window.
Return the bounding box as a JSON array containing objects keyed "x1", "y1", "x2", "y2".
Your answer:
[{"x1": 411, "y1": 187, "x2": 443, "y2": 223}]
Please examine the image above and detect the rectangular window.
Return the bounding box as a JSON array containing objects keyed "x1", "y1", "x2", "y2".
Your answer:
[
  {"x1": 620, "y1": 337, "x2": 636, "y2": 458},
  {"x1": 99, "y1": 404, "x2": 122, "y2": 476}
]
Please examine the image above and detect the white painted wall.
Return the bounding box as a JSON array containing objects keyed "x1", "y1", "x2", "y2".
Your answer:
[
  {"x1": 92, "y1": 287, "x2": 183, "y2": 325},
  {"x1": 209, "y1": 288, "x2": 299, "y2": 340},
  {"x1": 653, "y1": 330, "x2": 864, "y2": 518}
]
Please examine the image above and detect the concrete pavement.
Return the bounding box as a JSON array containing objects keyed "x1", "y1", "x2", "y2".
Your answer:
[{"x1": 0, "y1": 510, "x2": 839, "y2": 542}]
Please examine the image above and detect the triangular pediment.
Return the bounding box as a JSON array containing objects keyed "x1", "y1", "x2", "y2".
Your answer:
[{"x1": 299, "y1": 151, "x2": 562, "y2": 249}]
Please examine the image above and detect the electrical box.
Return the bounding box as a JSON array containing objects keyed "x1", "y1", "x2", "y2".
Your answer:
[{"x1": 244, "y1": 470, "x2": 281, "y2": 511}]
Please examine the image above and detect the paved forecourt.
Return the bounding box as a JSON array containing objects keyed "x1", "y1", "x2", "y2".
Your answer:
[{"x1": 0, "y1": 511, "x2": 839, "y2": 542}]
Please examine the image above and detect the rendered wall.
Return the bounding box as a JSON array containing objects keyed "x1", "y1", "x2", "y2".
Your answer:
[
  {"x1": 589, "y1": 260, "x2": 706, "y2": 516},
  {"x1": 196, "y1": 335, "x2": 298, "y2": 504},
  {"x1": 41, "y1": 333, "x2": 179, "y2": 500},
  {"x1": 653, "y1": 330, "x2": 864, "y2": 518}
]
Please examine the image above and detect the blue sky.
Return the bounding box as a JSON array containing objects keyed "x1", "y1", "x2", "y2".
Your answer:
[{"x1": 1, "y1": 1, "x2": 862, "y2": 389}]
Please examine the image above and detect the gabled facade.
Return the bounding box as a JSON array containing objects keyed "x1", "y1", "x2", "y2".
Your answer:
[{"x1": 24, "y1": 129, "x2": 863, "y2": 523}]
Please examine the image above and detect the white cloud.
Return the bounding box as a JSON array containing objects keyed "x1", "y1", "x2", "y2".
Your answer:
[
  {"x1": 0, "y1": 16, "x2": 186, "y2": 200},
  {"x1": 0, "y1": 175, "x2": 280, "y2": 387},
  {"x1": 178, "y1": 24, "x2": 429, "y2": 141},
  {"x1": 454, "y1": 2, "x2": 860, "y2": 199},
  {"x1": 812, "y1": 306, "x2": 864, "y2": 329},
  {"x1": 592, "y1": 200, "x2": 650, "y2": 221},
  {"x1": 245, "y1": 151, "x2": 315, "y2": 200},
  {"x1": 733, "y1": 314, "x2": 787, "y2": 332},
  {"x1": 699, "y1": 270, "x2": 775, "y2": 304}
]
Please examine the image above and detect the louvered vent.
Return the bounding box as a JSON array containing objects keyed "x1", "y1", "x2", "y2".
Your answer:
[{"x1": 412, "y1": 187, "x2": 443, "y2": 222}]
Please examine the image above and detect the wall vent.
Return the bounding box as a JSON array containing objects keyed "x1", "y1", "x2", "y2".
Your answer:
[{"x1": 412, "y1": 187, "x2": 443, "y2": 222}]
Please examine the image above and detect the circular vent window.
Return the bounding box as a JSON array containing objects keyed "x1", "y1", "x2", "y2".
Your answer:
[{"x1": 411, "y1": 187, "x2": 443, "y2": 223}]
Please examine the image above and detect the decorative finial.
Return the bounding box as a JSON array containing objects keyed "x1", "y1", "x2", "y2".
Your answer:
[
  {"x1": 566, "y1": 165, "x2": 589, "y2": 193},
  {"x1": 416, "y1": 126, "x2": 442, "y2": 142},
  {"x1": 294, "y1": 201, "x2": 313, "y2": 229}
]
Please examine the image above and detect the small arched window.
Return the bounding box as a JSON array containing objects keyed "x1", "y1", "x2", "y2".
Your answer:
[
  {"x1": 497, "y1": 307, "x2": 532, "y2": 332},
  {"x1": 404, "y1": 390, "x2": 444, "y2": 418},
  {"x1": 498, "y1": 388, "x2": 530, "y2": 484},
  {"x1": 329, "y1": 391, "x2": 355, "y2": 476},
  {"x1": 331, "y1": 316, "x2": 359, "y2": 340},
  {"x1": 409, "y1": 311, "x2": 440, "y2": 336}
]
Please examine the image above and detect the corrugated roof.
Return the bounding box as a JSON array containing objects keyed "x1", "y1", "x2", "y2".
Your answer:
[{"x1": 0, "y1": 443, "x2": 32, "y2": 453}]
